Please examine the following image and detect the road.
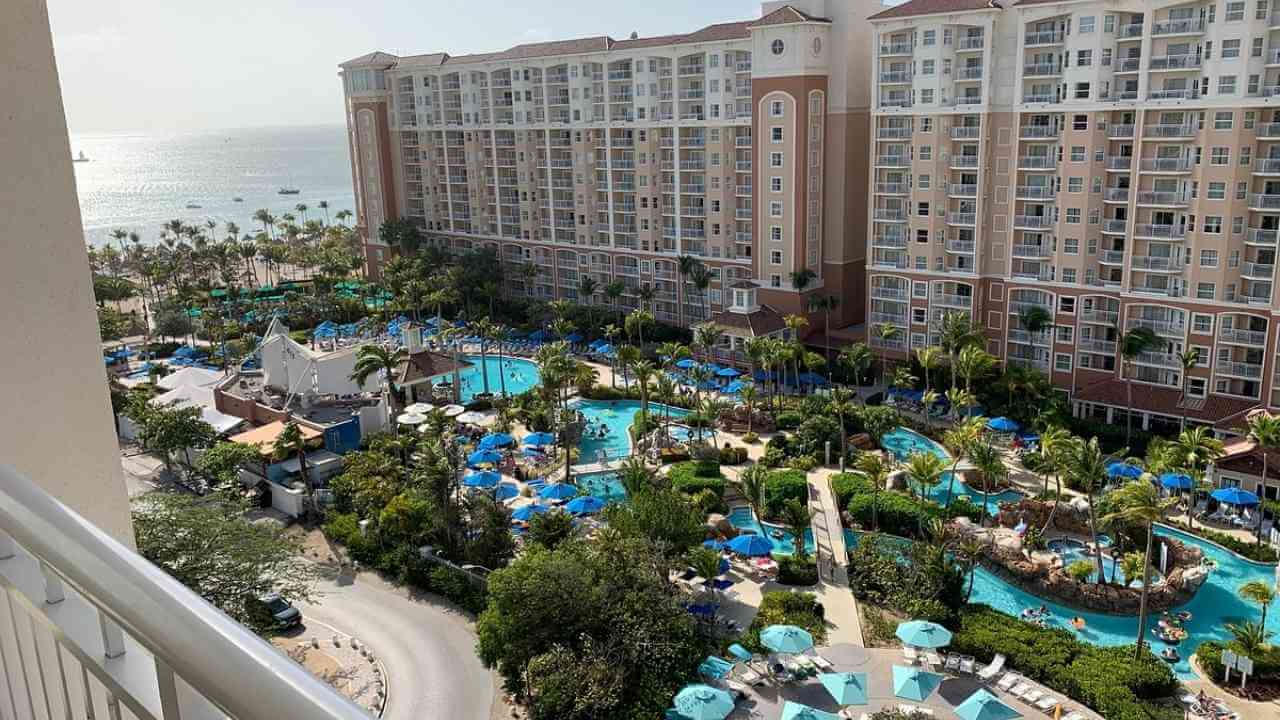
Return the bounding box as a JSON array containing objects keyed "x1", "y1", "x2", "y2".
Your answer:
[{"x1": 296, "y1": 572, "x2": 498, "y2": 720}]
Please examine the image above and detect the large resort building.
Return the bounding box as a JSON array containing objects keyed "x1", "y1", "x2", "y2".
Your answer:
[
  {"x1": 339, "y1": 0, "x2": 880, "y2": 340},
  {"x1": 869, "y1": 0, "x2": 1280, "y2": 433}
]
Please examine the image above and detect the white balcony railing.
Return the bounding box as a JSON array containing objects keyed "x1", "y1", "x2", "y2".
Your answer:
[{"x1": 0, "y1": 466, "x2": 370, "y2": 720}]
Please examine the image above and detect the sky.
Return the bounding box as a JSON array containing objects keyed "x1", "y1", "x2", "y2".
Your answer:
[{"x1": 48, "y1": 0, "x2": 765, "y2": 134}]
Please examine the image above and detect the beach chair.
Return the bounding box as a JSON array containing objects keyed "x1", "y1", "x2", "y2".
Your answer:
[
  {"x1": 976, "y1": 653, "x2": 1006, "y2": 681},
  {"x1": 1035, "y1": 695, "x2": 1061, "y2": 713},
  {"x1": 1021, "y1": 689, "x2": 1044, "y2": 705},
  {"x1": 917, "y1": 710, "x2": 935, "y2": 718},
  {"x1": 995, "y1": 672, "x2": 1020, "y2": 692},
  {"x1": 1010, "y1": 682, "x2": 1034, "y2": 698},
  {"x1": 959, "y1": 656, "x2": 976, "y2": 675},
  {"x1": 737, "y1": 666, "x2": 767, "y2": 687},
  {"x1": 810, "y1": 654, "x2": 836, "y2": 671},
  {"x1": 1062, "y1": 712, "x2": 1086, "y2": 720},
  {"x1": 924, "y1": 651, "x2": 943, "y2": 668},
  {"x1": 945, "y1": 654, "x2": 961, "y2": 672}
]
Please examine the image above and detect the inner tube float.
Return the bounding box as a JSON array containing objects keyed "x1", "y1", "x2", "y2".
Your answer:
[
  {"x1": 1152, "y1": 626, "x2": 1188, "y2": 643},
  {"x1": 1175, "y1": 611, "x2": 1193, "y2": 622},
  {"x1": 1071, "y1": 618, "x2": 1087, "y2": 631},
  {"x1": 769, "y1": 529, "x2": 784, "y2": 540},
  {"x1": 1160, "y1": 647, "x2": 1180, "y2": 663}
]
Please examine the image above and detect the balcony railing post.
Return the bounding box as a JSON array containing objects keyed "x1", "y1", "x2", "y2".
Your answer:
[
  {"x1": 40, "y1": 561, "x2": 64, "y2": 605},
  {"x1": 100, "y1": 615, "x2": 125, "y2": 659}
]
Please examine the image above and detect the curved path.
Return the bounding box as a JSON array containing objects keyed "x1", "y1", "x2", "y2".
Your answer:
[{"x1": 297, "y1": 573, "x2": 498, "y2": 720}]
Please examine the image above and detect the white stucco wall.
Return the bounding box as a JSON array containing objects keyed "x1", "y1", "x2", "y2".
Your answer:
[{"x1": 0, "y1": 0, "x2": 134, "y2": 544}]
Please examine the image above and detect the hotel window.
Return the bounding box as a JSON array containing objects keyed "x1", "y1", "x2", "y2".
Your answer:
[
  {"x1": 771, "y1": 127, "x2": 783, "y2": 143},
  {"x1": 1187, "y1": 378, "x2": 1207, "y2": 398},
  {"x1": 1242, "y1": 147, "x2": 1252, "y2": 166},
  {"x1": 1204, "y1": 216, "x2": 1223, "y2": 234},
  {"x1": 1191, "y1": 315, "x2": 1213, "y2": 335},
  {"x1": 1073, "y1": 114, "x2": 1088, "y2": 130},
  {"x1": 1065, "y1": 208, "x2": 1082, "y2": 224},
  {"x1": 1088, "y1": 209, "x2": 1100, "y2": 224},
  {"x1": 770, "y1": 152, "x2": 783, "y2": 167},
  {"x1": 1062, "y1": 268, "x2": 1077, "y2": 284},
  {"x1": 1064, "y1": 238, "x2": 1080, "y2": 254},
  {"x1": 1214, "y1": 111, "x2": 1234, "y2": 130},
  {"x1": 923, "y1": 30, "x2": 936, "y2": 45},
  {"x1": 1259, "y1": 1, "x2": 1271, "y2": 20},
  {"x1": 769, "y1": 250, "x2": 782, "y2": 265},
  {"x1": 1055, "y1": 353, "x2": 1072, "y2": 372},
  {"x1": 1211, "y1": 147, "x2": 1230, "y2": 165},
  {"x1": 1077, "y1": 49, "x2": 1093, "y2": 66},
  {"x1": 770, "y1": 274, "x2": 781, "y2": 288},
  {"x1": 1068, "y1": 177, "x2": 1084, "y2": 193},
  {"x1": 1070, "y1": 146, "x2": 1086, "y2": 162},
  {"x1": 1227, "y1": 1, "x2": 1246, "y2": 20},
  {"x1": 1087, "y1": 238, "x2": 1098, "y2": 254},
  {"x1": 918, "y1": 175, "x2": 930, "y2": 190},
  {"x1": 770, "y1": 101, "x2": 784, "y2": 117},
  {"x1": 913, "y1": 281, "x2": 929, "y2": 298},
  {"x1": 917, "y1": 202, "x2": 930, "y2": 216},
  {"x1": 912, "y1": 308, "x2": 927, "y2": 324},
  {"x1": 920, "y1": 117, "x2": 932, "y2": 133},
  {"x1": 919, "y1": 145, "x2": 932, "y2": 160},
  {"x1": 1238, "y1": 182, "x2": 1249, "y2": 199},
  {"x1": 1233, "y1": 216, "x2": 1245, "y2": 234},
  {"x1": 1254, "y1": 38, "x2": 1266, "y2": 57},
  {"x1": 770, "y1": 226, "x2": 782, "y2": 241},
  {"x1": 1246, "y1": 111, "x2": 1256, "y2": 128},
  {"x1": 1104, "y1": 14, "x2": 1115, "y2": 31},
  {"x1": 1219, "y1": 76, "x2": 1237, "y2": 94},
  {"x1": 922, "y1": 60, "x2": 935, "y2": 75},
  {"x1": 1075, "y1": 82, "x2": 1090, "y2": 99},
  {"x1": 921, "y1": 89, "x2": 934, "y2": 104},
  {"x1": 1197, "y1": 282, "x2": 1216, "y2": 300},
  {"x1": 1101, "y1": 48, "x2": 1112, "y2": 66},
  {"x1": 1209, "y1": 182, "x2": 1226, "y2": 199},
  {"x1": 1249, "y1": 75, "x2": 1261, "y2": 94},
  {"x1": 770, "y1": 201, "x2": 783, "y2": 217},
  {"x1": 1201, "y1": 249, "x2": 1220, "y2": 267},
  {"x1": 770, "y1": 177, "x2": 782, "y2": 192},
  {"x1": 1223, "y1": 40, "x2": 1242, "y2": 59},
  {"x1": 1080, "y1": 16, "x2": 1096, "y2": 33}
]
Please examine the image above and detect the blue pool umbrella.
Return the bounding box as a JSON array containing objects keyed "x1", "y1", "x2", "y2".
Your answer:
[
  {"x1": 753, "y1": 369, "x2": 776, "y2": 382},
  {"x1": 702, "y1": 539, "x2": 726, "y2": 551},
  {"x1": 467, "y1": 449, "x2": 503, "y2": 467},
  {"x1": 697, "y1": 656, "x2": 735, "y2": 679},
  {"x1": 523, "y1": 431, "x2": 556, "y2": 447},
  {"x1": 1212, "y1": 487, "x2": 1261, "y2": 506},
  {"x1": 895, "y1": 620, "x2": 953, "y2": 648},
  {"x1": 511, "y1": 503, "x2": 549, "y2": 521},
  {"x1": 478, "y1": 433, "x2": 515, "y2": 450},
  {"x1": 726, "y1": 534, "x2": 774, "y2": 557},
  {"x1": 539, "y1": 483, "x2": 579, "y2": 501},
  {"x1": 675, "y1": 358, "x2": 698, "y2": 369},
  {"x1": 727, "y1": 643, "x2": 753, "y2": 662},
  {"x1": 954, "y1": 689, "x2": 1022, "y2": 720},
  {"x1": 494, "y1": 483, "x2": 520, "y2": 501},
  {"x1": 564, "y1": 332, "x2": 584, "y2": 343},
  {"x1": 565, "y1": 495, "x2": 605, "y2": 514},
  {"x1": 595, "y1": 343, "x2": 614, "y2": 354},
  {"x1": 1107, "y1": 462, "x2": 1143, "y2": 480},
  {"x1": 1160, "y1": 473, "x2": 1194, "y2": 491},
  {"x1": 819, "y1": 672, "x2": 870, "y2": 706},
  {"x1": 462, "y1": 471, "x2": 501, "y2": 489},
  {"x1": 987, "y1": 417, "x2": 1020, "y2": 432},
  {"x1": 798, "y1": 372, "x2": 828, "y2": 386},
  {"x1": 760, "y1": 625, "x2": 815, "y2": 654},
  {"x1": 522, "y1": 446, "x2": 547, "y2": 458},
  {"x1": 892, "y1": 665, "x2": 943, "y2": 702},
  {"x1": 673, "y1": 685, "x2": 735, "y2": 720},
  {"x1": 716, "y1": 367, "x2": 741, "y2": 378},
  {"x1": 780, "y1": 701, "x2": 841, "y2": 720},
  {"x1": 723, "y1": 381, "x2": 745, "y2": 393}
]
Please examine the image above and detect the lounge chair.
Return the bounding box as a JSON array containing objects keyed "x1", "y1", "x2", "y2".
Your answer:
[
  {"x1": 1035, "y1": 696, "x2": 1061, "y2": 713},
  {"x1": 1010, "y1": 683, "x2": 1034, "y2": 698},
  {"x1": 945, "y1": 654, "x2": 961, "y2": 672},
  {"x1": 1062, "y1": 712, "x2": 1086, "y2": 720},
  {"x1": 903, "y1": 646, "x2": 919, "y2": 664},
  {"x1": 810, "y1": 655, "x2": 836, "y2": 671},
  {"x1": 917, "y1": 710, "x2": 935, "y2": 718},
  {"x1": 976, "y1": 653, "x2": 1006, "y2": 681},
  {"x1": 924, "y1": 652, "x2": 943, "y2": 667},
  {"x1": 996, "y1": 672, "x2": 1020, "y2": 692},
  {"x1": 1022, "y1": 689, "x2": 1044, "y2": 705}
]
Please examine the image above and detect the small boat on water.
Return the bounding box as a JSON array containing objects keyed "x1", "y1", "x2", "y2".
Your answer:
[
  {"x1": 72, "y1": 151, "x2": 89, "y2": 163},
  {"x1": 278, "y1": 187, "x2": 300, "y2": 195},
  {"x1": 185, "y1": 203, "x2": 202, "y2": 209},
  {"x1": 232, "y1": 197, "x2": 244, "y2": 202}
]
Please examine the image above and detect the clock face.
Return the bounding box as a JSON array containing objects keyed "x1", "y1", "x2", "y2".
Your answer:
[{"x1": 813, "y1": 37, "x2": 822, "y2": 56}]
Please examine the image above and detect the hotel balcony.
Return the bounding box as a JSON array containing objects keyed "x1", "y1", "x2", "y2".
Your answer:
[
  {"x1": 950, "y1": 155, "x2": 980, "y2": 169},
  {"x1": 1254, "y1": 158, "x2": 1280, "y2": 175},
  {"x1": 1013, "y1": 214, "x2": 1053, "y2": 230},
  {"x1": 1024, "y1": 30, "x2": 1064, "y2": 46},
  {"x1": 1020, "y1": 125, "x2": 1060, "y2": 139},
  {"x1": 948, "y1": 184, "x2": 977, "y2": 198},
  {"x1": 1115, "y1": 57, "x2": 1142, "y2": 73},
  {"x1": 1250, "y1": 194, "x2": 1280, "y2": 211},
  {"x1": 1009, "y1": 300, "x2": 1052, "y2": 314},
  {"x1": 878, "y1": 126, "x2": 913, "y2": 139},
  {"x1": 880, "y1": 71, "x2": 913, "y2": 84},
  {"x1": 871, "y1": 256, "x2": 909, "y2": 270},
  {"x1": 1081, "y1": 308, "x2": 1120, "y2": 325},
  {"x1": 1012, "y1": 242, "x2": 1052, "y2": 259},
  {"x1": 1103, "y1": 187, "x2": 1130, "y2": 203},
  {"x1": 1148, "y1": 88, "x2": 1199, "y2": 101},
  {"x1": 880, "y1": 43, "x2": 914, "y2": 56},
  {"x1": 946, "y1": 212, "x2": 977, "y2": 226},
  {"x1": 1018, "y1": 155, "x2": 1056, "y2": 170},
  {"x1": 1105, "y1": 156, "x2": 1133, "y2": 171},
  {"x1": 1144, "y1": 124, "x2": 1197, "y2": 139},
  {"x1": 1130, "y1": 317, "x2": 1186, "y2": 337},
  {"x1": 946, "y1": 239, "x2": 977, "y2": 254},
  {"x1": 1023, "y1": 63, "x2": 1062, "y2": 77},
  {"x1": 1118, "y1": 23, "x2": 1145, "y2": 38},
  {"x1": 1103, "y1": 219, "x2": 1129, "y2": 234},
  {"x1": 873, "y1": 209, "x2": 908, "y2": 222},
  {"x1": 1247, "y1": 228, "x2": 1279, "y2": 245},
  {"x1": 1098, "y1": 249, "x2": 1126, "y2": 265},
  {"x1": 951, "y1": 126, "x2": 981, "y2": 140},
  {"x1": 1140, "y1": 158, "x2": 1192, "y2": 173},
  {"x1": 1131, "y1": 255, "x2": 1184, "y2": 272},
  {"x1": 875, "y1": 155, "x2": 910, "y2": 168},
  {"x1": 1016, "y1": 185, "x2": 1056, "y2": 200},
  {"x1": 1217, "y1": 359, "x2": 1265, "y2": 379},
  {"x1": 957, "y1": 36, "x2": 985, "y2": 51},
  {"x1": 0, "y1": 467, "x2": 368, "y2": 720},
  {"x1": 1079, "y1": 338, "x2": 1118, "y2": 354},
  {"x1": 1021, "y1": 93, "x2": 1059, "y2": 104},
  {"x1": 934, "y1": 293, "x2": 974, "y2": 309},
  {"x1": 871, "y1": 233, "x2": 909, "y2": 249},
  {"x1": 1007, "y1": 354, "x2": 1051, "y2": 371},
  {"x1": 876, "y1": 182, "x2": 909, "y2": 195},
  {"x1": 1134, "y1": 223, "x2": 1186, "y2": 240},
  {"x1": 1136, "y1": 190, "x2": 1189, "y2": 207},
  {"x1": 1012, "y1": 268, "x2": 1053, "y2": 282},
  {"x1": 1102, "y1": 89, "x2": 1140, "y2": 102},
  {"x1": 1007, "y1": 328, "x2": 1050, "y2": 345},
  {"x1": 1259, "y1": 122, "x2": 1280, "y2": 138},
  {"x1": 1148, "y1": 55, "x2": 1202, "y2": 71},
  {"x1": 871, "y1": 286, "x2": 910, "y2": 301},
  {"x1": 879, "y1": 97, "x2": 913, "y2": 109},
  {"x1": 1135, "y1": 351, "x2": 1183, "y2": 369},
  {"x1": 1220, "y1": 327, "x2": 1269, "y2": 346},
  {"x1": 1151, "y1": 18, "x2": 1206, "y2": 35},
  {"x1": 1242, "y1": 262, "x2": 1277, "y2": 280},
  {"x1": 956, "y1": 67, "x2": 984, "y2": 81},
  {"x1": 871, "y1": 335, "x2": 907, "y2": 351},
  {"x1": 870, "y1": 312, "x2": 909, "y2": 326}
]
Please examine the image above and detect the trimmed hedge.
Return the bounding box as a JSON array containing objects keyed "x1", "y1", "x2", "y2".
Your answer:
[
  {"x1": 667, "y1": 460, "x2": 727, "y2": 498},
  {"x1": 951, "y1": 606, "x2": 1180, "y2": 720},
  {"x1": 1197, "y1": 639, "x2": 1280, "y2": 681},
  {"x1": 846, "y1": 489, "x2": 981, "y2": 539},
  {"x1": 1164, "y1": 521, "x2": 1280, "y2": 563},
  {"x1": 831, "y1": 472, "x2": 872, "y2": 509},
  {"x1": 777, "y1": 556, "x2": 818, "y2": 586},
  {"x1": 763, "y1": 469, "x2": 809, "y2": 520}
]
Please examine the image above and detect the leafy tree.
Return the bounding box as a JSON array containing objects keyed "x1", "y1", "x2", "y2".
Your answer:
[
  {"x1": 1245, "y1": 413, "x2": 1280, "y2": 543},
  {"x1": 1225, "y1": 620, "x2": 1273, "y2": 656},
  {"x1": 527, "y1": 510, "x2": 576, "y2": 550},
  {"x1": 780, "y1": 499, "x2": 814, "y2": 559},
  {"x1": 328, "y1": 444, "x2": 407, "y2": 517},
  {"x1": 193, "y1": 440, "x2": 262, "y2": 492},
  {"x1": 686, "y1": 546, "x2": 723, "y2": 583},
  {"x1": 132, "y1": 492, "x2": 318, "y2": 634},
  {"x1": 124, "y1": 396, "x2": 218, "y2": 475},
  {"x1": 378, "y1": 218, "x2": 422, "y2": 255},
  {"x1": 602, "y1": 488, "x2": 704, "y2": 558},
  {"x1": 97, "y1": 306, "x2": 134, "y2": 342},
  {"x1": 1102, "y1": 480, "x2": 1177, "y2": 657},
  {"x1": 466, "y1": 495, "x2": 516, "y2": 571},
  {"x1": 1066, "y1": 559, "x2": 1095, "y2": 583},
  {"x1": 734, "y1": 464, "x2": 769, "y2": 525},
  {"x1": 1240, "y1": 579, "x2": 1277, "y2": 628},
  {"x1": 525, "y1": 641, "x2": 624, "y2": 720},
  {"x1": 349, "y1": 344, "x2": 408, "y2": 415}
]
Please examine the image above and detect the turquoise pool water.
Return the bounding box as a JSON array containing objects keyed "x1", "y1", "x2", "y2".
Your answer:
[
  {"x1": 727, "y1": 506, "x2": 815, "y2": 558},
  {"x1": 572, "y1": 399, "x2": 690, "y2": 463},
  {"x1": 1046, "y1": 538, "x2": 1160, "y2": 588},
  {"x1": 883, "y1": 427, "x2": 1024, "y2": 514},
  {"x1": 457, "y1": 354, "x2": 539, "y2": 401},
  {"x1": 576, "y1": 470, "x2": 628, "y2": 504},
  {"x1": 850, "y1": 526, "x2": 1280, "y2": 678}
]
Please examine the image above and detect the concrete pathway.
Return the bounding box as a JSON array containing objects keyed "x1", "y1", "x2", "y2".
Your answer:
[{"x1": 809, "y1": 468, "x2": 863, "y2": 647}]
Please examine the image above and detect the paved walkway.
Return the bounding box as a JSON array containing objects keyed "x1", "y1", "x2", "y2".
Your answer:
[{"x1": 808, "y1": 469, "x2": 863, "y2": 647}]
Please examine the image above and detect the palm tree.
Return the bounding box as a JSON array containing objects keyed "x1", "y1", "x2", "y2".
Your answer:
[
  {"x1": 1240, "y1": 580, "x2": 1277, "y2": 627},
  {"x1": 615, "y1": 344, "x2": 640, "y2": 390},
  {"x1": 689, "y1": 265, "x2": 713, "y2": 323},
  {"x1": 839, "y1": 342, "x2": 873, "y2": 393},
  {"x1": 789, "y1": 268, "x2": 816, "y2": 296},
  {"x1": 1038, "y1": 425, "x2": 1075, "y2": 529},
  {"x1": 317, "y1": 200, "x2": 330, "y2": 225},
  {"x1": 632, "y1": 360, "x2": 656, "y2": 427},
  {"x1": 578, "y1": 275, "x2": 599, "y2": 306},
  {"x1": 905, "y1": 451, "x2": 947, "y2": 532},
  {"x1": 603, "y1": 280, "x2": 625, "y2": 320},
  {"x1": 735, "y1": 464, "x2": 769, "y2": 524},
  {"x1": 808, "y1": 293, "x2": 840, "y2": 370},
  {"x1": 1068, "y1": 437, "x2": 1115, "y2": 584},
  {"x1": 781, "y1": 499, "x2": 815, "y2": 560},
  {"x1": 739, "y1": 382, "x2": 760, "y2": 436},
  {"x1": 829, "y1": 387, "x2": 857, "y2": 462},
  {"x1": 468, "y1": 318, "x2": 501, "y2": 396},
  {"x1": 856, "y1": 453, "x2": 892, "y2": 532},
  {"x1": 1017, "y1": 305, "x2": 1052, "y2": 339},
  {"x1": 874, "y1": 323, "x2": 899, "y2": 386},
  {"x1": 693, "y1": 324, "x2": 724, "y2": 366},
  {"x1": 637, "y1": 283, "x2": 656, "y2": 313},
  {"x1": 1102, "y1": 481, "x2": 1178, "y2": 658},
  {"x1": 655, "y1": 373, "x2": 679, "y2": 439},
  {"x1": 957, "y1": 536, "x2": 985, "y2": 602},
  {"x1": 1243, "y1": 412, "x2": 1280, "y2": 542},
  {"x1": 1119, "y1": 326, "x2": 1160, "y2": 446},
  {"x1": 1177, "y1": 349, "x2": 1200, "y2": 431},
  {"x1": 349, "y1": 344, "x2": 409, "y2": 418},
  {"x1": 956, "y1": 345, "x2": 996, "y2": 394},
  {"x1": 915, "y1": 346, "x2": 944, "y2": 395},
  {"x1": 676, "y1": 255, "x2": 700, "y2": 323},
  {"x1": 1226, "y1": 621, "x2": 1274, "y2": 656},
  {"x1": 969, "y1": 441, "x2": 1006, "y2": 527},
  {"x1": 625, "y1": 309, "x2": 654, "y2": 348},
  {"x1": 1170, "y1": 426, "x2": 1225, "y2": 531},
  {"x1": 941, "y1": 418, "x2": 983, "y2": 508},
  {"x1": 783, "y1": 314, "x2": 809, "y2": 390},
  {"x1": 937, "y1": 311, "x2": 982, "y2": 389},
  {"x1": 274, "y1": 420, "x2": 313, "y2": 516}
]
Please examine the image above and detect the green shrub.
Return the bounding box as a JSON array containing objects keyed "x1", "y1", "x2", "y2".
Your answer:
[
  {"x1": 667, "y1": 461, "x2": 726, "y2": 498},
  {"x1": 845, "y1": 490, "x2": 981, "y2": 538},
  {"x1": 719, "y1": 446, "x2": 748, "y2": 465},
  {"x1": 741, "y1": 591, "x2": 826, "y2": 653},
  {"x1": 952, "y1": 606, "x2": 1180, "y2": 720},
  {"x1": 795, "y1": 415, "x2": 842, "y2": 457},
  {"x1": 777, "y1": 556, "x2": 819, "y2": 586},
  {"x1": 1163, "y1": 521, "x2": 1280, "y2": 562},
  {"x1": 786, "y1": 455, "x2": 818, "y2": 472},
  {"x1": 776, "y1": 411, "x2": 803, "y2": 431},
  {"x1": 763, "y1": 469, "x2": 809, "y2": 519},
  {"x1": 742, "y1": 431, "x2": 759, "y2": 444},
  {"x1": 579, "y1": 384, "x2": 635, "y2": 401},
  {"x1": 846, "y1": 533, "x2": 963, "y2": 622},
  {"x1": 831, "y1": 472, "x2": 873, "y2": 509}
]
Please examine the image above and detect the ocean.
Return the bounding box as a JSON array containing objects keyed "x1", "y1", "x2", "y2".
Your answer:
[{"x1": 71, "y1": 125, "x2": 356, "y2": 247}]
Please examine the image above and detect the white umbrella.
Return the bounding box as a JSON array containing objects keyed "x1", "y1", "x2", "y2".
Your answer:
[
  {"x1": 456, "y1": 411, "x2": 491, "y2": 425},
  {"x1": 403, "y1": 402, "x2": 434, "y2": 414},
  {"x1": 397, "y1": 412, "x2": 429, "y2": 426},
  {"x1": 441, "y1": 404, "x2": 466, "y2": 417}
]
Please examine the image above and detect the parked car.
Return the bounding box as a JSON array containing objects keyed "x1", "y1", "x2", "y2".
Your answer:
[{"x1": 248, "y1": 593, "x2": 301, "y2": 630}]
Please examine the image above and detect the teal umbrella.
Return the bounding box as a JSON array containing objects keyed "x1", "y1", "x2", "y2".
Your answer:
[
  {"x1": 672, "y1": 684, "x2": 734, "y2": 720},
  {"x1": 819, "y1": 672, "x2": 869, "y2": 706},
  {"x1": 892, "y1": 665, "x2": 943, "y2": 702},
  {"x1": 895, "y1": 620, "x2": 953, "y2": 648},
  {"x1": 780, "y1": 701, "x2": 841, "y2": 720},
  {"x1": 760, "y1": 625, "x2": 814, "y2": 654},
  {"x1": 954, "y1": 689, "x2": 1022, "y2": 720}
]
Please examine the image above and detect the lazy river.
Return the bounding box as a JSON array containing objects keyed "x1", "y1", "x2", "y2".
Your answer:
[
  {"x1": 882, "y1": 427, "x2": 1025, "y2": 514},
  {"x1": 572, "y1": 399, "x2": 691, "y2": 463}
]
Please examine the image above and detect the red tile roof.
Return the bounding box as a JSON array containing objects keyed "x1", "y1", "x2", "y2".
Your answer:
[
  {"x1": 748, "y1": 6, "x2": 832, "y2": 28},
  {"x1": 870, "y1": 0, "x2": 1004, "y2": 21},
  {"x1": 397, "y1": 351, "x2": 472, "y2": 386},
  {"x1": 708, "y1": 306, "x2": 787, "y2": 336},
  {"x1": 1216, "y1": 439, "x2": 1280, "y2": 482},
  {"x1": 1072, "y1": 378, "x2": 1260, "y2": 425}
]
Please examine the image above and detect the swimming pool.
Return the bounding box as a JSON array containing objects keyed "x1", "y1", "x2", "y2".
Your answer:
[
  {"x1": 1046, "y1": 538, "x2": 1161, "y2": 588},
  {"x1": 727, "y1": 506, "x2": 815, "y2": 558},
  {"x1": 883, "y1": 428, "x2": 1024, "y2": 514},
  {"x1": 576, "y1": 470, "x2": 628, "y2": 504},
  {"x1": 572, "y1": 399, "x2": 690, "y2": 464},
  {"x1": 851, "y1": 524, "x2": 1280, "y2": 678},
  {"x1": 457, "y1": 354, "x2": 540, "y2": 402}
]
